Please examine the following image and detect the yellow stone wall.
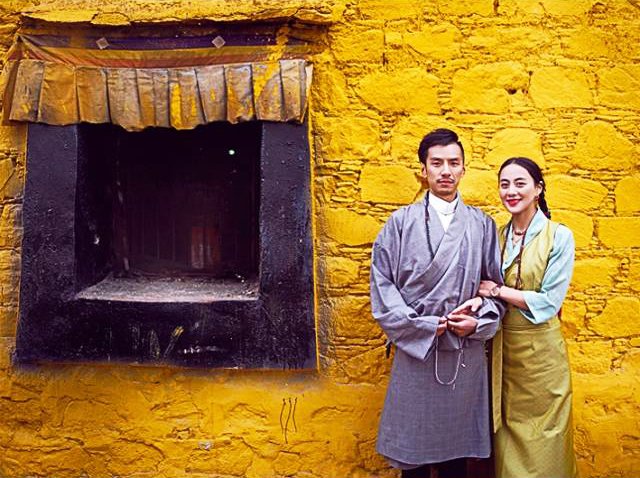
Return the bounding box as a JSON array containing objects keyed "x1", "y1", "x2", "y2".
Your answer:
[{"x1": 1, "y1": 0, "x2": 639, "y2": 476}]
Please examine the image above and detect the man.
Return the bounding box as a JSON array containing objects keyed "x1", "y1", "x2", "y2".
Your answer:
[{"x1": 370, "y1": 128, "x2": 504, "y2": 478}]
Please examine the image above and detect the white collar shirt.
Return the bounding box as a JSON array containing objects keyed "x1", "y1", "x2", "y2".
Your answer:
[{"x1": 429, "y1": 192, "x2": 459, "y2": 232}]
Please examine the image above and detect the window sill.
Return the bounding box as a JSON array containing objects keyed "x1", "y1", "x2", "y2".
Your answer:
[{"x1": 75, "y1": 276, "x2": 259, "y2": 303}]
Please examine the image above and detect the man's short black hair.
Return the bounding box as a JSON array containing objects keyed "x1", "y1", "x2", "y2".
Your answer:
[{"x1": 417, "y1": 128, "x2": 465, "y2": 165}]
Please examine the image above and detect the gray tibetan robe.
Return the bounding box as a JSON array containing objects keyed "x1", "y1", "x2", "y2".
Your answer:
[{"x1": 370, "y1": 195, "x2": 504, "y2": 467}]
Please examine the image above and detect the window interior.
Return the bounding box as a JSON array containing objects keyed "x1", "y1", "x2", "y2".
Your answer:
[{"x1": 77, "y1": 121, "x2": 261, "y2": 302}]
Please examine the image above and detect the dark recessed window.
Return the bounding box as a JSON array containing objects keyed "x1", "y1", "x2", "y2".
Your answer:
[
  {"x1": 115, "y1": 123, "x2": 259, "y2": 278},
  {"x1": 76, "y1": 123, "x2": 261, "y2": 303},
  {"x1": 17, "y1": 121, "x2": 315, "y2": 368}
]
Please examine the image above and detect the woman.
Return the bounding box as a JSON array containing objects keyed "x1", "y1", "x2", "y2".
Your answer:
[{"x1": 479, "y1": 157, "x2": 578, "y2": 478}]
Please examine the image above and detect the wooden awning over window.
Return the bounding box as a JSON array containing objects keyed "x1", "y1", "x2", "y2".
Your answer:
[{"x1": 0, "y1": 29, "x2": 312, "y2": 131}]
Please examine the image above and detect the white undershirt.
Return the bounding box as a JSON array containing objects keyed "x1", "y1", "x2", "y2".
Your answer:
[{"x1": 429, "y1": 193, "x2": 458, "y2": 232}]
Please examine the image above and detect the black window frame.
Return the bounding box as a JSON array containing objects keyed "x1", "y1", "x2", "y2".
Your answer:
[{"x1": 15, "y1": 121, "x2": 316, "y2": 369}]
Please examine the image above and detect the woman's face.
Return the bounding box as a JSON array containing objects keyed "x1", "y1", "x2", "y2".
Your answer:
[{"x1": 498, "y1": 163, "x2": 543, "y2": 216}]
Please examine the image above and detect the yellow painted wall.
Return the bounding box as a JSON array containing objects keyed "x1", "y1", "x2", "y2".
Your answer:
[{"x1": 1, "y1": 0, "x2": 639, "y2": 476}]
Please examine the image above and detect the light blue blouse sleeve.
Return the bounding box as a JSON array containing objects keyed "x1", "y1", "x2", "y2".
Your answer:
[{"x1": 520, "y1": 225, "x2": 575, "y2": 324}]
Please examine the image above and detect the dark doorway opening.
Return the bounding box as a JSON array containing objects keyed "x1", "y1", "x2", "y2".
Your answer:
[{"x1": 76, "y1": 122, "x2": 260, "y2": 302}]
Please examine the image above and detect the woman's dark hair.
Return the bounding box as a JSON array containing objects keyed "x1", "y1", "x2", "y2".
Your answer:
[
  {"x1": 418, "y1": 128, "x2": 465, "y2": 165},
  {"x1": 499, "y1": 157, "x2": 551, "y2": 219}
]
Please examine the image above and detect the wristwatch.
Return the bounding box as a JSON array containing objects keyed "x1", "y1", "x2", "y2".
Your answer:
[{"x1": 490, "y1": 285, "x2": 502, "y2": 297}]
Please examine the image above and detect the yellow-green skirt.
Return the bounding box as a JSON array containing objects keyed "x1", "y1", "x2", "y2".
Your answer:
[{"x1": 494, "y1": 310, "x2": 578, "y2": 478}]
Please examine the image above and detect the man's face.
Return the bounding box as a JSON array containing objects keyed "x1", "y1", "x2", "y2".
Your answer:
[{"x1": 421, "y1": 143, "x2": 465, "y2": 202}]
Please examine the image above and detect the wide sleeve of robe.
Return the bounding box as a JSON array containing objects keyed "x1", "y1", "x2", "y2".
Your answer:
[
  {"x1": 370, "y1": 210, "x2": 441, "y2": 361},
  {"x1": 469, "y1": 215, "x2": 505, "y2": 341}
]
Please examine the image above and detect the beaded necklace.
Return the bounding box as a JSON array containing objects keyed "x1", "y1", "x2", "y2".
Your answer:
[
  {"x1": 424, "y1": 191, "x2": 436, "y2": 259},
  {"x1": 501, "y1": 220, "x2": 527, "y2": 290}
]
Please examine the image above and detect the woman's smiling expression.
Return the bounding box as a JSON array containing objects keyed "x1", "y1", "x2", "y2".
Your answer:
[{"x1": 499, "y1": 163, "x2": 543, "y2": 217}]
